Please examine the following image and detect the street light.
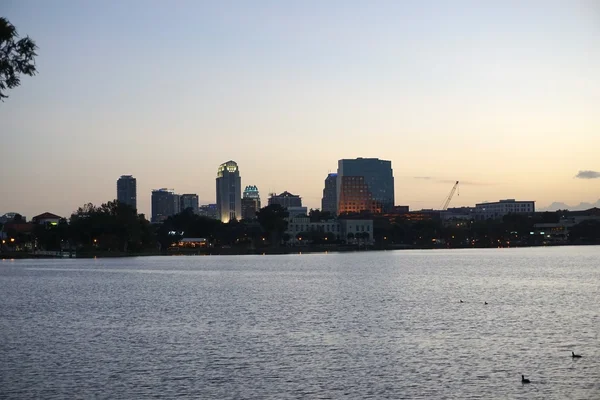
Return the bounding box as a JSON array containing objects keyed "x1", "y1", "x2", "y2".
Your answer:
[{"x1": 10, "y1": 238, "x2": 15, "y2": 243}]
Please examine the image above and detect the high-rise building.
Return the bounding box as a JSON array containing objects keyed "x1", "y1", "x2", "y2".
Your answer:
[
  {"x1": 199, "y1": 204, "x2": 218, "y2": 219},
  {"x1": 321, "y1": 173, "x2": 337, "y2": 214},
  {"x1": 216, "y1": 161, "x2": 242, "y2": 223},
  {"x1": 151, "y1": 188, "x2": 179, "y2": 223},
  {"x1": 336, "y1": 158, "x2": 394, "y2": 215},
  {"x1": 268, "y1": 191, "x2": 302, "y2": 208},
  {"x1": 268, "y1": 191, "x2": 307, "y2": 217},
  {"x1": 117, "y1": 175, "x2": 137, "y2": 210},
  {"x1": 180, "y1": 194, "x2": 199, "y2": 214},
  {"x1": 242, "y1": 185, "x2": 261, "y2": 220}
]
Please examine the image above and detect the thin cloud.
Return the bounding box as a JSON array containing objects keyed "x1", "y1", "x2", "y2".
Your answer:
[
  {"x1": 412, "y1": 176, "x2": 494, "y2": 186},
  {"x1": 575, "y1": 170, "x2": 600, "y2": 179},
  {"x1": 435, "y1": 179, "x2": 493, "y2": 186}
]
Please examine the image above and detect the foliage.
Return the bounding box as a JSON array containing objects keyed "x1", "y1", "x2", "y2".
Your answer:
[
  {"x1": 69, "y1": 201, "x2": 152, "y2": 252},
  {"x1": 256, "y1": 204, "x2": 288, "y2": 246},
  {"x1": 308, "y1": 209, "x2": 334, "y2": 222},
  {"x1": 0, "y1": 17, "x2": 37, "y2": 101},
  {"x1": 33, "y1": 218, "x2": 70, "y2": 251},
  {"x1": 569, "y1": 220, "x2": 600, "y2": 243}
]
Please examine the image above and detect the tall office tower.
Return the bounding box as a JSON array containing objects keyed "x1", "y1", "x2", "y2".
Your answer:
[
  {"x1": 336, "y1": 158, "x2": 394, "y2": 215},
  {"x1": 241, "y1": 185, "x2": 261, "y2": 220},
  {"x1": 321, "y1": 173, "x2": 337, "y2": 214},
  {"x1": 151, "y1": 188, "x2": 179, "y2": 223},
  {"x1": 180, "y1": 194, "x2": 199, "y2": 214},
  {"x1": 216, "y1": 161, "x2": 242, "y2": 223},
  {"x1": 116, "y1": 175, "x2": 137, "y2": 210}
]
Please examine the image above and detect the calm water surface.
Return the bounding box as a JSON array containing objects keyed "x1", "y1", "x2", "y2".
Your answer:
[{"x1": 1, "y1": 247, "x2": 599, "y2": 399}]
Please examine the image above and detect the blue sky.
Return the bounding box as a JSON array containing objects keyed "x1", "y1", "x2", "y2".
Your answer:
[{"x1": 1, "y1": 0, "x2": 599, "y2": 217}]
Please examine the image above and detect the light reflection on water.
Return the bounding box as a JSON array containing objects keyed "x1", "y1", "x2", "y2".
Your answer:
[{"x1": 1, "y1": 246, "x2": 599, "y2": 399}]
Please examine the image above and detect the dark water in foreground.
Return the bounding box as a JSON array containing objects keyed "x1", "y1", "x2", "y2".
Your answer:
[{"x1": 1, "y1": 247, "x2": 599, "y2": 399}]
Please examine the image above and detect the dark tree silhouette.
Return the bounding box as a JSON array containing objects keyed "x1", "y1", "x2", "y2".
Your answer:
[
  {"x1": 0, "y1": 17, "x2": 37, "y2": 101},
  {"x1": 256, "y1": 204, "x2": 288, "y2": 246},
  {"x1": 569, "y1": 220, "x2": 600, "y2": 243},
  {"x1": 309, "y1": 209, "x2": 334, "y2": 222}
]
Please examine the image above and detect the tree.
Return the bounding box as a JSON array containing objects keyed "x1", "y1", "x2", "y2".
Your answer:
[
  {"x1": 256, "y1": 204, "x2": 288, "y2": 246},
  {"x1": 69, "y1": 201, "x2": 150, "y2": 252},
  {"x1": 569, "y1": 220, "x2": 600, "y2": 243},
  {"x1": 309, "y1": 209, "x2": 333, "y2": 222},
  {"x1": 1, "y1": 17, "x2": 37, "y2": 101}
]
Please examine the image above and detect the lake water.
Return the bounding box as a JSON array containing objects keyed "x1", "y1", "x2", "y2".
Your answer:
[{"x1": 1, "y1": 247, "x2": 599, "y2": 399}]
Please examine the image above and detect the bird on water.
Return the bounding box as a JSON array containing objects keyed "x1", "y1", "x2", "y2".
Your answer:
[
  {"x1": 460, "y1": 300, "x2": 464, "y2": 303},
  {"x1": 572, "y1": 351, "x2": 582, "y2": 358},
  {"x1": 521, "y1": 375, "x2": 530, "y2": 384},
  {"x1": 484, "y1": 301, "x2": 488, "y2": 305}
]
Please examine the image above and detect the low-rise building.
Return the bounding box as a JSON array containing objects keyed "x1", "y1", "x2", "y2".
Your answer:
[
  {"x1": 475, "y1": 199, "x2": 535, "y2": 220},
  {"x1": 286, "y1": 206, "x2": 308, "y2": 218},
  {"x1": 285, "y1": 216, "x2": 373, "y2": 245},
  {"x1": 534, "y1": 208, "x2": 600, "y2": 242},
  {"x1": 32, "y1": 212, "x2": 62, "y2": 225}
]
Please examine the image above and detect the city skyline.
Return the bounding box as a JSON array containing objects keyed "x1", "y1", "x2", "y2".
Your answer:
[{"x1": 1, "y1": 1, "x2": 599, "y2": 218}]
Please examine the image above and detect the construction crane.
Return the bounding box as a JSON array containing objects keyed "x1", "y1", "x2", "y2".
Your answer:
[{"x1": 441, "y1": 181, "x2": 459, "y2": 211}]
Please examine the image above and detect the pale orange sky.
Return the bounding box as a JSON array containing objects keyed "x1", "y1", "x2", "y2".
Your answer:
[{"x1": 1, "y1": 1, "x2": 599, "y2": 218}]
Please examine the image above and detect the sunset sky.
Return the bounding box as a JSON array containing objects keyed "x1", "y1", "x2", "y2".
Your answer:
[{"x1": 1, "y1": 0, "x2": 599, "y2": 218}]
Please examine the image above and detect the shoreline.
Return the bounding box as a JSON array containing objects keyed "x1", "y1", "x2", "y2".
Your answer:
[{"x1": 2, "y1": 242, "x2": 598, "y2": 259}]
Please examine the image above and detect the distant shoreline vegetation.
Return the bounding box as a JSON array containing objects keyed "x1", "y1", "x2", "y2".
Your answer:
[{"x1": 1, "y1": 201, "x2": 599, "y2": 259}]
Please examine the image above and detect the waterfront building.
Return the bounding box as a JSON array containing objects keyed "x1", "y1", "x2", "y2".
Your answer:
[
  {"x1": 116, "y1": 175, "x2": 137, "y2": 210},
  {"x1": 475, "y1": 199, "x2": 535, "y2": 220},
  {"x1": 336, "y1": 158, "x2": 394, "y2": 215},
  {"x1": 216, "y1": 161, "x2": 242, "y2": 223},
  {"x1": 321, "y1": 173, "x2": 337, "y2": 214},
  {"x1": 151, "y1": 188, "x2": 179, "y2": 223},
  {"x1": 242, "y1": 185, "x2": 261, "y2": 220},
  {"x1": 180, "y1": 194, "x2": 199, "y2": 214},
  {"x1": 32, "y1": 212, "x2": 62, "y2": 225},
  {"x1": 285, "y1": 215, "x2": 374, "y2": 245}
]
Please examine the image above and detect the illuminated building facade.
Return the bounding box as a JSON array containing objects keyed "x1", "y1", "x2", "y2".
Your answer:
[
  {"x1": 216, "y1": 161, "x2": 242, "y2": 223},
  {"x1": 321, "y1": 173, "x2": 337, "y2": 214},
  {"x1": 117, "y1": 175, "x2": 137, "y2": 210},
  {"x1": 151, "y1": 188, "x2": 179, "y2": 223},
  {"x1": 242, "y1": 185, "x2": 261, "y2": 220},
  {"x1": 336, "y1": 158, "x2": 394, "y2": 215}
]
